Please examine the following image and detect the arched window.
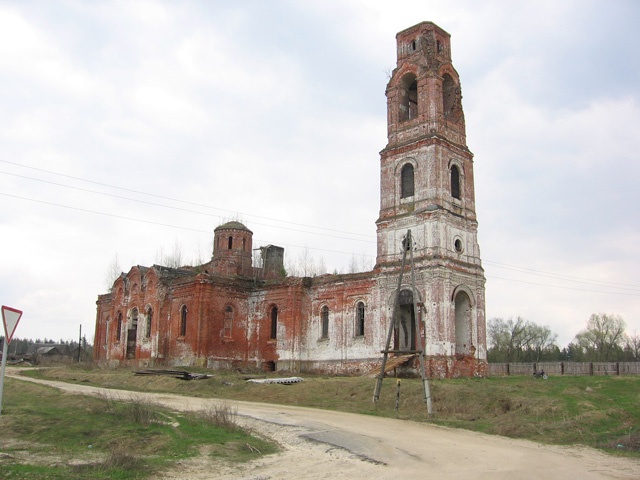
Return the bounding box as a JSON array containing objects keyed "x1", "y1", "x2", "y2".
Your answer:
[
  {"x1": 224, "y1": 306, "x2": 234, "y2": 338},
  {"x1": 180, "y1": 305, "x2": 188, "y2": 337},
  {"x1": 227, "y1": 236, "x2": 233, "y2": 250},
  {"x1": 321, "y1": 306, "x2": 329, "y2": 339},
  {"x1": 270, "y1": 306, "x2": 278, "y2": 339},
  {"x1": 146, "y1": 307, "x2": 153, "y2": 338},
  {"x1": 399, "y1": 74, "x2": 418, "y2": 122},
  {"x1": 401, "y1": 163, "x2": 414, "y2": 198},
  {"x1": 356, "y1": 302, "x2": 365, "y2": 337},
  {"x1": 116, "y1": 312, "x2": 122, "y2": 341},
  {"x1": 451, "y1": 165, "x2": 461, "y2": 199}
]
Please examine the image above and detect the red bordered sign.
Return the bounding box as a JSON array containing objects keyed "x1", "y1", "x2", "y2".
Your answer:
[{"x1": 2, "y1": 306, "x2": 23, "y2": 345}]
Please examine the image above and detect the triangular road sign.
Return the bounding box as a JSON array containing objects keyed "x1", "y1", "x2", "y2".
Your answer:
[{"x1": 2, "y1": 306, "x2": 23, "y2": 345}]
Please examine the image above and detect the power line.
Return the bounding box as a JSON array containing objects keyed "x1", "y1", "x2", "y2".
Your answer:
[
  {"x1": 487, "y1": 275, "x2": 640, "y2": 297},
  {"x1": 0, "y1": 171, "x2": 374, "y2": 243},
  {"x1": 484, "y1": 260, "x2": 640, "y2": 292},
  {"x1": 0, "y1": 192, "x2": 376, "y2": 260},
  {"x1": 2, "y1": 161, "x2": 637, "y2": 296},
  {"x1": 0, "y1": 160, "x2": 375, "y2": 239}
]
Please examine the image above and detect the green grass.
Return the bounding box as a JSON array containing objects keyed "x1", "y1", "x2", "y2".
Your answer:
[
  {"x1": 0, "y1": 377, "x2": 277, "y2": 479},
  {"x1": 20, "y1": 366, "x2": 640, "y2": 456}
]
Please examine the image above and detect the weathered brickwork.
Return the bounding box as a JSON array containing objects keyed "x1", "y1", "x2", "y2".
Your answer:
[{"x1": 94, "y1": 21, "x2": 487, "y2": 378}]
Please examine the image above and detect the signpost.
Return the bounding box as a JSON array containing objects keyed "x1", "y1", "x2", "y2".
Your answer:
[{"x1": 1, "y1": 305, "x2": 23, "y2": 415}]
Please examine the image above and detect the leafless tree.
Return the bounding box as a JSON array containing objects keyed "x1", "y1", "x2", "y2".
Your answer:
[
  {"x1": 156, "y1": 240, "x2": 184, "y2": 268},
  {"x1": 297, "y1": 247, "x2": 315, "y2": 277},
  {"x1": 624, "y1": 330, "x2": 640, "y2": 360},
  {"x1": 104, "y1": 254, "x2": 122, "y2": 292}
]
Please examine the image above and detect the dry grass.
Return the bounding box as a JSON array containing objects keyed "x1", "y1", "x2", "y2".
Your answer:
[{"x1": 21, "y1": 365, "x2": 640, "y2": 454}]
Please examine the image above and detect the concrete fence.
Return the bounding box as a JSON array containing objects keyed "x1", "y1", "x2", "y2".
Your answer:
[{"x1": 488, "y1": 361, "x2": 640, "y2": 377}]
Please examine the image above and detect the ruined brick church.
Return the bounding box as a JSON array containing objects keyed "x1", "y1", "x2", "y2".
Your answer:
[{"x1": 94, "y1": 21, "x2": 487, "y2": 378}]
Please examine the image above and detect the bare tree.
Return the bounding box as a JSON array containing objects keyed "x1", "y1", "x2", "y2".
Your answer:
[
  {"x1": 348, "y1": 254, "x2": 359, "y2": 274},
  {"x1": 297, "y1": 247, "x2": 315, "y2": 277},
  {"x1": 157, "y1": 240, "x2": 184, "y2": 268},
  {"x1": 104, "y1": 254, "x2": 122, "y2": 292},
  {"x1": 574, "y1": 313, "x2": 626, "y2": 361},
  {"x1": 487, "y1": 317, "x2": 558, "y2": 362},
  {"x1": 317, "y1": 257, "x2": 328, "y2": 275},
  {"x1": 624, "y1": 330, "x2": 640, "y2": 360}
]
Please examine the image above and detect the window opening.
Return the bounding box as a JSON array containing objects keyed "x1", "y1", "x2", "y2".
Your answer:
[
  {"x1": 401, "y1": 163, "x2": 414, "y2": 198},
  {"x1": 451, "y1": 165, "x2": 461, "y2": 199},
  {"x1": 180, "y1": 305, "x2": 188, "y2": 337},
  {"x1": 228, "y1": 236, "x2": 233, "y2": 250},
  {"x1": 356, "y1": 302, "x2": 365, "y2": 336},
  {"x1": 270, "y1": 306, "x2": 278, "y2": 339},
  {"x1": 224, "y1": 306, "x2": 234, "y2": 338},
  {"x1": 321, "y1": 306, "x2": 329, "y2": 339},
  {"x1": 116, "y1": 312, "x2": 122, "y2": 341},
  {"x1": 146, "y1": 307, "x2": 153, "y2": 338}
]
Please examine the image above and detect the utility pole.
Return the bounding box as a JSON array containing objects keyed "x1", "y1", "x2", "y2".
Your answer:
[
  {"x1": 372, "y1": 230, "x2": 432, "y2": 414},
  {"x1": 77, "y1": 325, "x2": 82, "y2": 362}
]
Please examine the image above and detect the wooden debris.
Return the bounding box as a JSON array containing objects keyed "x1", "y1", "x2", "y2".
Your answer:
[
  {"x1": 246, "y1": 377, "x2": 303, "y2": 385},
  {"x1": 134, "y1": 369, "x2": 212, "y2": 380}
]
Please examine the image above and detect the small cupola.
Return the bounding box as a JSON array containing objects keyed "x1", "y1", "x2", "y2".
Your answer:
[{"x1": 212, "y1": 221, "x2": 253, "y2": 277}]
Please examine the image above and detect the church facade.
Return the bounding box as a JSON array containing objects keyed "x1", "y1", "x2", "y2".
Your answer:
[{"x1": 94, "y1": 22, "x2": 487, "y2": 378}]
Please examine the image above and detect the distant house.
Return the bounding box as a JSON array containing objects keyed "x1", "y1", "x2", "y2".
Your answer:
[{"x1": 26, "y1": 344, "x2": 73, "y2": 363}]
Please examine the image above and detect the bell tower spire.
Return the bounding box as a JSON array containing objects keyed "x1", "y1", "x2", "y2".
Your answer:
[
  {"x1": 375, "y1": 22, "x2": 486, "y2": 364},
  {"x1": 376, "y1": 21, "x2": 478, "y2": 268}
]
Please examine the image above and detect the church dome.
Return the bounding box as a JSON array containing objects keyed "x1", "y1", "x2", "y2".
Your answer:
[{"x1": 214, "y1": 221, "x2": 252, "y2": 233}]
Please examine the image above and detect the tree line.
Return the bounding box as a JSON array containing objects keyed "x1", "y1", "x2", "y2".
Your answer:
[
  {"x1": 0, "y1": 337, "x2": 92, "y2": 359},
  {"x1": 487, "y1": 313, "x2": 639, "y2": 363}
]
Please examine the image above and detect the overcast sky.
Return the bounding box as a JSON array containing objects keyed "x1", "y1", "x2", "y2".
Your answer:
[{"x1": 1, "y1": 0, "x2": 639, "y2": 348}]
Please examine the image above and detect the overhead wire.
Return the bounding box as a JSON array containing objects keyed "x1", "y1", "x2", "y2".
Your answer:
[{"x1": 1, "y1": 160, "x2": 637, "y2": 295}]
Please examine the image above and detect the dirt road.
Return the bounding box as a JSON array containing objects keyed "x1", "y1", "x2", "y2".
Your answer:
[{"x1": 8, "y1": 372, "x2": 640, "y2": 479}]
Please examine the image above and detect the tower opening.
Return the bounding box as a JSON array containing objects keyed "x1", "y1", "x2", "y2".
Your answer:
[
  {"x1": 442, "y1": 73, "x2": 456, "y2": 117},
  {"x1": 451, "y1": 164, "x2": 461, "y2": 199},
  {"x1": 399, "y1": 74, "x2": 418, "y2": 122},
  {"x1": 454, "y1": 291, "x2": 472, "y2": 355}
]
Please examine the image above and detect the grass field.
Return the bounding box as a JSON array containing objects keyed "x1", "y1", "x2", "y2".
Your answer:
[
  {"x1": 0, "y1": 375, "x2": 277, "y2": 479},
  {"x1": 19, "y1": 365, "x2": 640, "y2": 456}
]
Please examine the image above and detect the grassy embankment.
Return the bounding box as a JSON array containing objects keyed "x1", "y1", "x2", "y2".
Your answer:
[
  {"x1": 2, "y1": 365, "x2": 638, "y2": 478},
  {"x1": 0, "y1": 375, "x2": 277, "y2": 480},
  {"x1": 23, "y1": 365, "x2": 640, "y2": 455}
]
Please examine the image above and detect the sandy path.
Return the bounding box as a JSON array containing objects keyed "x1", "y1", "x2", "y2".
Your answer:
[{"x1": 7, "y1": 372, "x2": 640, "y2": 479}]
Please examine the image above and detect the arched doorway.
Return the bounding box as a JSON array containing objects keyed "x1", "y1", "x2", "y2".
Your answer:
[
  {"x1": 454, "y1": 291, "x2": 472, "y2": 355},
  {"x1": 395, "y1": 289, "x2": 416, "y2": 351},
  {"x1": 126, "y1": 308, "x2": 138, "y2": 359}
]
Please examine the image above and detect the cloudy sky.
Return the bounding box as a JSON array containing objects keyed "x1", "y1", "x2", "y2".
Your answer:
[{"x1": 1, "y1": 0, "x2": 638, "y2": 348}]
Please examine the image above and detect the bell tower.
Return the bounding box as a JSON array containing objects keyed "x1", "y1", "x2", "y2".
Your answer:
[{"x1": 376, "y1": 22, "x2": 486, "y2": 364}]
